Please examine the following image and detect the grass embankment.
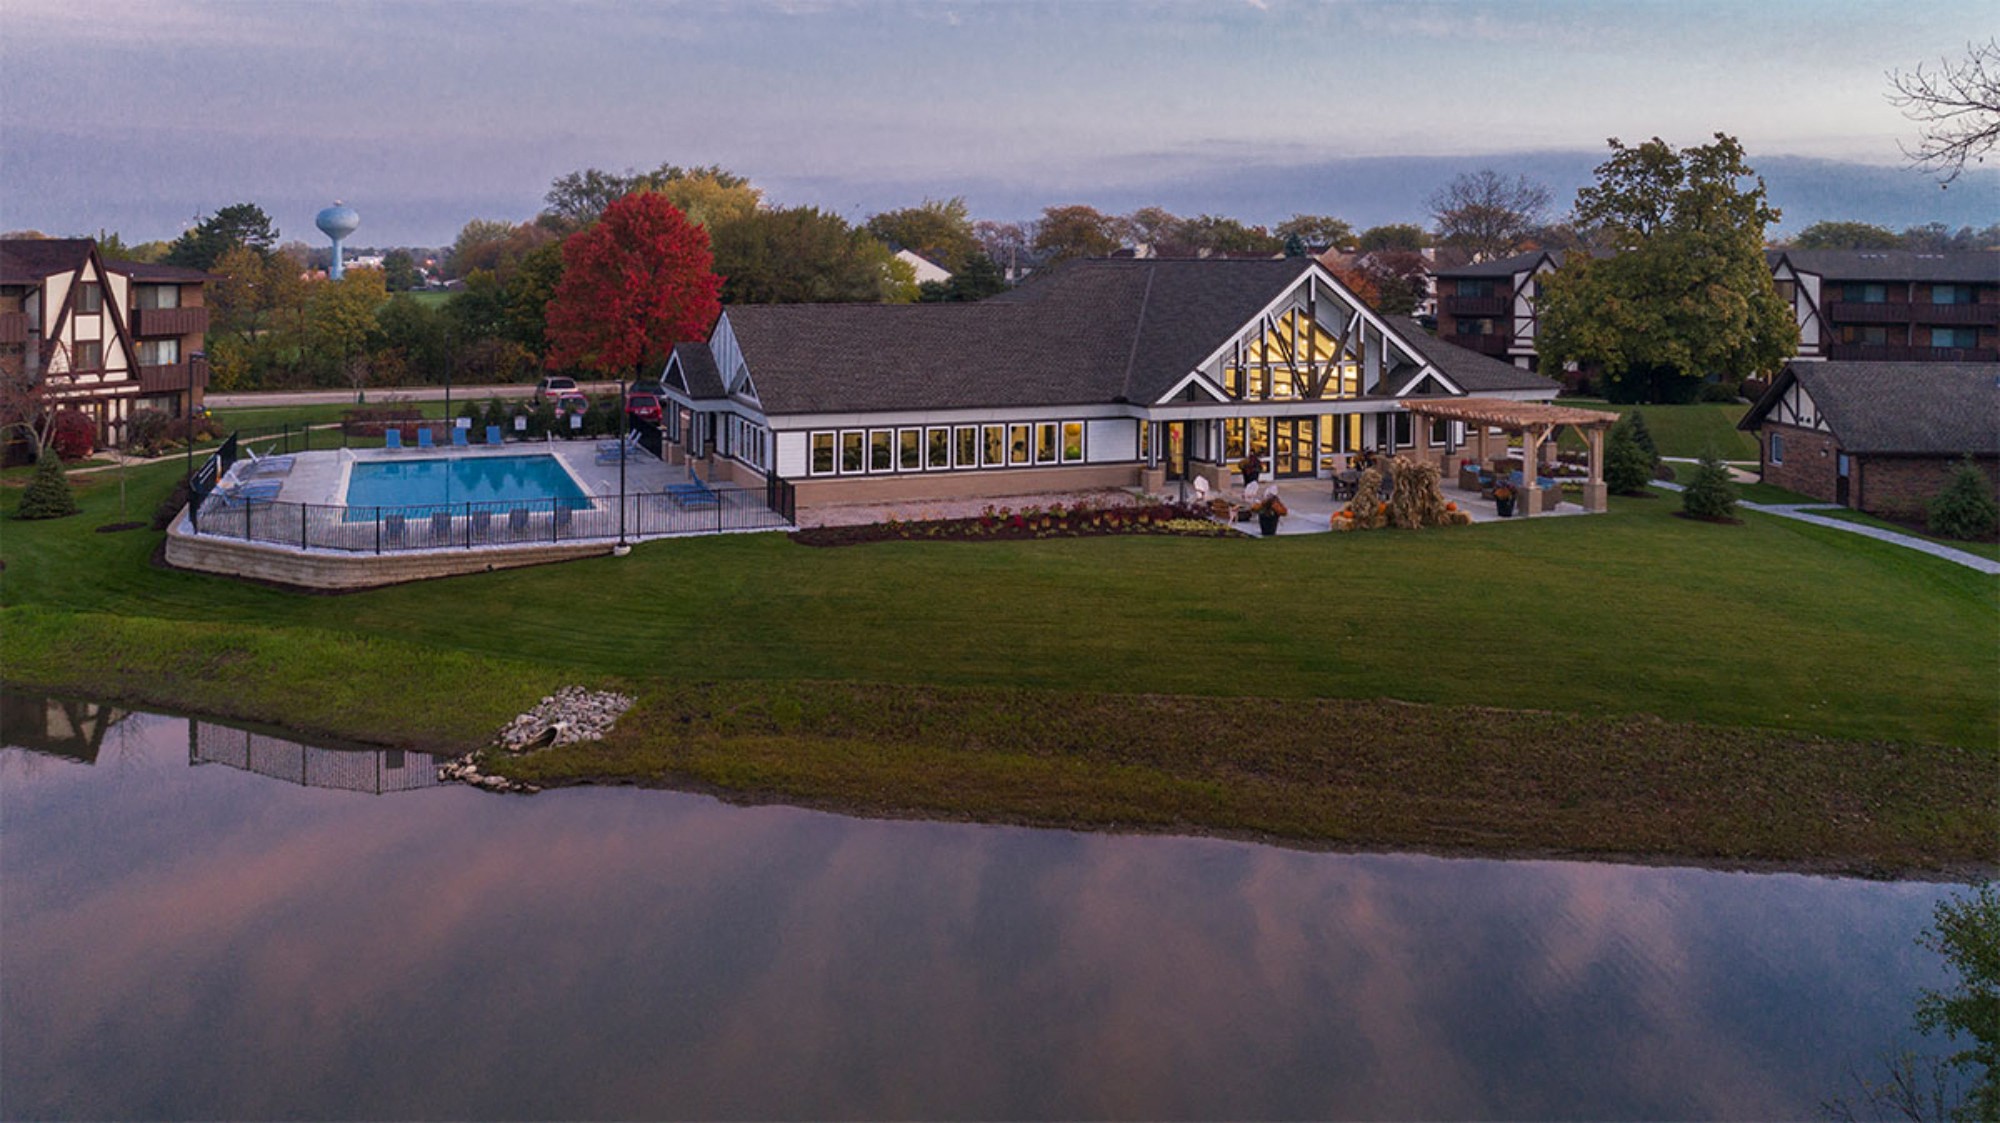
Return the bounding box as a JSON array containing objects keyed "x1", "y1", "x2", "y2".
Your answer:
[
  {"x1": 1561, "y1": 399, "x2": 1760, "y2": 461},
  {"x1": 2, "y1": 458, "x2": 1995, "y2": 874}
]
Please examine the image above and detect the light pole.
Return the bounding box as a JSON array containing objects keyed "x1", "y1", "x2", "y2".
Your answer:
[
  {"x1": 617, "y1": 377, "x2": 629, "y2": 550},
  {"x1": 187, "y1": 350, "x2": 204, "y2": 488}
]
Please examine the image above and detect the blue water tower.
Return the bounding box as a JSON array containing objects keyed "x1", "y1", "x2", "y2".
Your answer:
[{"x1": 315, "y1": 202, "x2": 361, "y2": 280}]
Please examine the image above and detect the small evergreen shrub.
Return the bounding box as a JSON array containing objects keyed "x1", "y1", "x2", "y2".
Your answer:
[
  {"x1": 1604, "y1": 426, "x2": 1654, "y2": 495},
  {"x1": 1926, "y1": 457, "x2": 1999, "y2": 541},
  {"x1": 16, "y1": 452, "x2": 79, "y2": 520},
  {"x1": 1621, "y1": 411, "x2": 1661, "y2": 463},
  {"x1": 1680, "y1": 452, "x2": 1738, "y2": 520},
  {"x1": 151, "y1": 477, "x2": 193, "y2": 530}
]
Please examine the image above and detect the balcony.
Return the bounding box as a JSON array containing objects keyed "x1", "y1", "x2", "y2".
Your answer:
[
  {"x1": 1910, "y1": 302, "x2": 2000, "y2": 326},
  {"x1": 130, "y1": 305, "x2": 209, "y2": 337},
  {"x1": 1827, "y1": 301, "x2": 1911, "y2": 324},
  {"x1": 136, "y1": 362, "x2": 208, "y2": 395},
  {"x1": 1441, "y1": 296, "x2": 1510, "y2": 317},
  {"x1": 1827, "y1": 343, "x2": 1999, "y2": 363},
  {"x1": 0, "y1": 311, "x2": 27, "y2": 344},
  {"x1": 1442, "y1": 332, "x2": 1511, "y2": 357}
]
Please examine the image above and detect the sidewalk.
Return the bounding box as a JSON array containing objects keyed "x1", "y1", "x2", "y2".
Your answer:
[{"x1": 1651, "y1": 480, "x2": 2000, "y2": 575}]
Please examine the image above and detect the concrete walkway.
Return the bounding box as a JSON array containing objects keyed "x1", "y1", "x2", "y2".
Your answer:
[{"x1": 1651, "y1": 480, "x2": 2000, "y2": 574}]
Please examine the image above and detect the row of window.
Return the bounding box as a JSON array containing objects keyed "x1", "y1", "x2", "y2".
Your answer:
[
  {"x1": 809, "y1": 422, "x2": 1088, "y2": 477},
  {"x1": 1842, "y1": 283, "x2": 1982, "y2": 305},
  {"x1": 1839, "y1": 325, "x2": 1984, "y2": 348}
]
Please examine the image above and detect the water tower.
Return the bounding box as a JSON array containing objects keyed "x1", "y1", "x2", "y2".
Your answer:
[{"x1": 315, "y1": 201, "x2": 360, "y2": 280}]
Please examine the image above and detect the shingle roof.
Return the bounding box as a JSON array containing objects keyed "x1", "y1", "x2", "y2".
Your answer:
[
  {"x1": 1382, "y1": 317, "x2": 1561, "y2": 394},
  {"x1": 0, "y1": 239, "x2": 93, "y2": 284},
  {"x1": 1744, "y1": 361, "x2": 1999, "y2": 455},
  {"x1": 1768, "y1": 250, "x2": 2000, "y2": 285},
  {"x1": 108, "y1": 260, "x2": 215, "y2": 283},
  {"x1": 669, "y1": 341, "x2": 726, "y2": 398},
  {"x1": 1431, "y1": 250, "x2": 1554, "y2": 279}
]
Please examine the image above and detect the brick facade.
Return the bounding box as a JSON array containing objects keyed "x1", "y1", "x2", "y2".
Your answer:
[
  {"x1": 1856, "y1": 455, "x2": 2000, "y2": 521},
  {"x1": 1757, "y1": 423, "x2": 1843, "y2": 503}
]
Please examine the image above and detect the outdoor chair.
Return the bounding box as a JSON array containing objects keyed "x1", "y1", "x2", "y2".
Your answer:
[
  {"x1": 384, "y1": 428, "x2": 403, "y2": 450},
  {"x1": 242, "y1": 448, "x2": 296, "y2": 477},
  {"x1": 417, "y1": 427, "x2": 435, "y2": 450},
  {"x1": 486, "y1": 424, "x2": 503, "y2": 446},
  {"x1": 1331, "y1": 471, "x2": 1357, "y2": 501},
  {"x1": 430, "y1": 510, "x2": 453, "y2": 540},
  {"x1": 470, "y1": 509, "x2": 493, "y2": 538},
  {"x1": 1192, "y1": 476, "x2": 1210, "y2": 503},
  {"x1": 507, "y1": 507, "x2": 531, "y2": 534},
  {"x1": 451, "y1": 427, "x2": 470, "y2": 447},
  {"x1": 384, "y1": 513, "x2": 407, "y2": 544}
]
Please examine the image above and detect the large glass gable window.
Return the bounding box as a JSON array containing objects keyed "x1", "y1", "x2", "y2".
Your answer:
[{"x1": 1223, "y1": 308, "x2": 1359, "y2": 402}]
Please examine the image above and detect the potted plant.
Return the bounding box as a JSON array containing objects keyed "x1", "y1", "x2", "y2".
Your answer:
[
  {"x1": 1492, "y1": 481, "x2": 1517, "y2": 518},
  {"x1": 1239, "y1": 453, "x2": 1264, "y2": 484},
  {"x1": 1253, "y1": 493, "x2": 1287, "y2": 536}
]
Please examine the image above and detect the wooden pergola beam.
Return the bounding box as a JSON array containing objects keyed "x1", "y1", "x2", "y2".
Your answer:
[{"x1": 1399, "y1": 397, "x2": 1619, "y2": 515}]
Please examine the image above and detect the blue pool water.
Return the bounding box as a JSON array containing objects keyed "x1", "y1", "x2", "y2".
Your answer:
[{"x1": 343, "y1": 455, "x2": 590, "y2": 518}]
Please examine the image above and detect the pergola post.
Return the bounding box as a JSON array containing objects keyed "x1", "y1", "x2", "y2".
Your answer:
[
  {"x1": 1584, "y1": 427, "x2": 1608, "y2": 513},
  {"x1": 1522, "y1": 424, "x2": 1545, "y2": 515}
]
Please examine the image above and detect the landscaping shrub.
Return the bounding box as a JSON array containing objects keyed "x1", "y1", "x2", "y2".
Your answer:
[
  {"x1": 16, "y1": 452, "x2": 79, "y2": 519},
  {"x1": 126, "y1": 409, "x2": 171, "y2": 456},
  {"x1": 1620, "y1": 410, "x2": 1661, "y2": 463},
  {"x1": 1604, "y1": 425, "x2": 1655, "y2": 495},
  {"x1": 1680, "y1": 452, "x2": 1738, "y2": 520},
  {"x1": 151, "y1": 477, "x2": 193, "y2": 530},
  {"x1": 49, "y1": 410, "x2": 95, "y2": 461},
  {"x1": 1927, "y1": 456, "x2": 1999, "y2": 541}
]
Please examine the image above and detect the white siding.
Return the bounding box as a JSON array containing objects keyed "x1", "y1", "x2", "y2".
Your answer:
[
  {"x1": 709, "y1": 313, "x2": 742, "y2": 388},
  {"x1": 775, "y1": 430, "x2": 809, "y2": 478},
  {"x1": 1086, "y1": 418, "x2": 1136, "y2": 462}
]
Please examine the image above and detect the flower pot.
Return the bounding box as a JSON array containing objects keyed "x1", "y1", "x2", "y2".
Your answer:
[
  {"x1": 1258, "y1": 510, "x2": 1281, "y2": 536},
  {"x1": 1495, "y1": 497, "x2": 1516, "y2": 518}
]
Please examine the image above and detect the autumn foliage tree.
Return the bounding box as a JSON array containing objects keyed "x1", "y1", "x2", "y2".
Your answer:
[{"x1": 545, "y1": 193, "x2": 722, "y2": 382}]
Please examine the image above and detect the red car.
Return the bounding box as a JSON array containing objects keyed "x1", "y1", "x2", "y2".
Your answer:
[
  {"x1": 626, "y1": 392, "x2": 663, "y2": 423},
  {"x1": 553, "y1": 392, "x2": 590, "y2": 417}
]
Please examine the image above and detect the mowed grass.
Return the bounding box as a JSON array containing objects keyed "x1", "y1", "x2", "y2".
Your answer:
[
  {"x1": 2, "y1": 457, "x2": 1994, "y2": 751},
  {"x1": 1561, "y1": 398, "x2": 1760, "y2": 461}
]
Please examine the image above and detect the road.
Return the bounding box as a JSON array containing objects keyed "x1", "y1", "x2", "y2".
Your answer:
[{"x1": 205, "y1": 383, "x2": 625, "y2": 409}]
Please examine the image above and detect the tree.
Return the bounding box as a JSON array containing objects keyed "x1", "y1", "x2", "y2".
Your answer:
[
  {"x1": 15, "y1": 451, "x2": 78, "y2": 520},
  {"x1": 0, "y1": 350, "x2": 73, "y2": 461},
  {"x1": 1928, "y1": 457, "x2": 2000, "y2": 541},
  {"x1": 445, "y1": 220, "x2": 553, "y2": 282},
  {"x1": 1274, "y1": 214, "x2": 1354, "y2": 250},
  {"x1": 1622, "y1": 410, "x2": 1660, "y2": 463},
  {"x1": 1032, "y1": 205, "x2": 1123, "y2": 263},
  {"x1": 1889, "y1": 39, "x2": 2000, "y2": 184},
  {"x1": 1358, "y1": 224, "x2": 1429, "y2": 252},
  {"x1": 1427, "y1": 170, "x2": 1550, "y2": 261},
  {"x1": 545, "y1": 192, "x2": 721, "y2": 381},
  {"x1": 1180, "y1": 214, "x2": 1283, "y2": 256},
  {"x1": 164, "y1": 203, "x2": 278, "y2": 270},
  {"x1": 541, "y1": 163, "x2": 759, "y2": 231},
  {"x1": 1537, "y1": 135, "x2": 1796, "y2": 403},
  {"x1": 711, "y1": 207, "x2": 910, "y2": 305},
  {"x1": 1679, "y1": 452, "x2": 1738, "y2": 519},
  {"x1": 1914, "y1": 884, "x2": 2000, "y2": 1122},
  {"x1": 304, "y1": 268, "x2": 389, "y2": 385},
  {"x1": 502, "y1": 241, "x2": 566, "y2": 356},
  {"x1": 381, "y1": 249, "x2": 422, "y2": 292},
  {"x1": 1352, "y1": 250, "x2": 1429, "y2": 316},
  {"x1": 919, "y1": 252, "x2": 1008, "y2": 303},
  {"x1": 1122, "y1": 206, "x2": 1186, "y2": 250},
  {"x1": 973, "y1": 220, "x2": 1031, "y2": 276},
  {"x1": 1789, "y1": 221, "x2": 1902, "y2": 250},
  {"x1": 376, "y1": 295, "x2": 452, "y2": 381},
  {"x1": 866, "y1": 198, "x2": 980, "y2": 272},
  {"x1": 1603, "y1": 423, "x2": 1654, "y2": 495}
]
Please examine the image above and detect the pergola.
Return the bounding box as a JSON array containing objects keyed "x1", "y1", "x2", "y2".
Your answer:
[{"x1": 1400, "y1": 397, "x2": 1622, "y2": 515}]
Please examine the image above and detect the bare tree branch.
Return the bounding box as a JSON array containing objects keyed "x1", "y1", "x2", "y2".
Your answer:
[{"x1": 1888, "y1": 39, "x2": 2000, "y2": 184}]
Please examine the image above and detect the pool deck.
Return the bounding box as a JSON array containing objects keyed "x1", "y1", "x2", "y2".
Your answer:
[{"x1": 239, "y1": 438, "x2": 690, "y2": 508}]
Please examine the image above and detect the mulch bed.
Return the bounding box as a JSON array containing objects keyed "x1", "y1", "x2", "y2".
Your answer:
[
  {"x1": 95, "y1": 521, "x2": 147, "y2": 534},
  {"x1": 791, "y1": 501, "x2": 1233, "y2": 547},
  {"x1": 1672, "y1": 511, "x2": 1743, "y2": 525}
]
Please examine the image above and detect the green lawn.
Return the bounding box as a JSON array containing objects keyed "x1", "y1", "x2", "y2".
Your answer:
[
  {"x1": 1561, "y1": 399, "x2": 1760, "y2": 461},
  {"x1": 209, "y1": 398, "x2": 457, "y2": 432},
  {"x1": 1808, "y1": 506, "x2": 2000, "y2": 562}
]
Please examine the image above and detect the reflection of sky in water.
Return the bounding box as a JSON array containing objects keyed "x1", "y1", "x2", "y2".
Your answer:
[{"x1": 1, "y1": 709, "x2": 1960, "y2": 1121}]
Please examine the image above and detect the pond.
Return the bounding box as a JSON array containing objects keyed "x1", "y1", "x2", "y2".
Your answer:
[{"x1": 0, "y1": 696, "x2": 1967, "y2": 1120}]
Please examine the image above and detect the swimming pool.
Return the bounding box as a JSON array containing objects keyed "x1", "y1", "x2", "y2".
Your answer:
[{"x1": 343, "y1": 455, "x2": 590, "y2": 519}]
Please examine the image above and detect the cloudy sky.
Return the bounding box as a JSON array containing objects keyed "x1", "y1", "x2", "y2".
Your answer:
[{"x1": 3, "y1": 0, "x2": 1994, "y2": 247}]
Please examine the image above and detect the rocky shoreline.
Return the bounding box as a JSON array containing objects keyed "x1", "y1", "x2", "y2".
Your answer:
[{"x1": 438, "y1": 685, "x2": 634, "y2": 793}]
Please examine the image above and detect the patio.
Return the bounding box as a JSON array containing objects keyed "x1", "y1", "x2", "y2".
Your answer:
[{"x1": 1207, "y1": 476, "x2": 1596, "y2": 537}]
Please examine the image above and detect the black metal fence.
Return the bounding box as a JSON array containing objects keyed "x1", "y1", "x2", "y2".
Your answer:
[{"x1": 192, "y1": 486, "x2": 792, "y2": 553}]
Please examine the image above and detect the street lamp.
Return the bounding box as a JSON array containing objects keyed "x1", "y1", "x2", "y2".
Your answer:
[
  {"x1": 617, "y1": 377, "x2": 629, "y2": 551},
  {"x1": 187, "y1": 350, "x2": 204, "y2": 488}
]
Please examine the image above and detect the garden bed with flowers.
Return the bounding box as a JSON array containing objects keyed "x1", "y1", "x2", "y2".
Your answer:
[{"x1": 790, "y1": 500, "x2": 1233, "y2": 547}]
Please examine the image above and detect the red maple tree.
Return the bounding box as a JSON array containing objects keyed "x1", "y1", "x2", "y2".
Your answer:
[{"x1": 545, "y1": 192, "x2": 723, "y2": 380}]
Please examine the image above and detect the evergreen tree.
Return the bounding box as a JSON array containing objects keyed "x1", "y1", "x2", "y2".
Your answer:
[
  {"x1": 1604, "y1": 424, "x2": 1655, "y2": 495},
  {"x1": 16, "y1": 452, "x2": 78, "y2": 520},
  {"x1": 1623, "y1": 410, "x2": 1660, "y2": 463},
  {"x1": 1927, "y1": 457, "x2": 1999, "y2": 540},
  {"x1": 1680, "y1": 452, "x2": 1738, "y2": 519}
]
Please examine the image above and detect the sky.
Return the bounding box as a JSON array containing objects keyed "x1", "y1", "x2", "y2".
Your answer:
[{"x1": 3, "y1": 0, "x2": 1995, "y2": 248}]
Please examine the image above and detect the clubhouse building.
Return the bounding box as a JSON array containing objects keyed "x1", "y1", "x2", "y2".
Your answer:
[{"x1": 656, "y1": 258, "x2": 1563, "y2": 510}]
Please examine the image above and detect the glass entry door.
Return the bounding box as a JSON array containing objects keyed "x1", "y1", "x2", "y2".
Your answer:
[{"x1": 1273, "y1": 418, "x2": 1316, "y2": 477}]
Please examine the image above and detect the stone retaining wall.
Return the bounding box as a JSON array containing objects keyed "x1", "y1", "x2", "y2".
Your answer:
[{"x1": 165, "y1": 515, "x2": 614, "y2": 590}]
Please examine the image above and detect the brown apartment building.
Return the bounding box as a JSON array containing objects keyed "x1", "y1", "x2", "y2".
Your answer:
[{"x1": 1, "y1": 238, "x2": 213, "y2": 450}]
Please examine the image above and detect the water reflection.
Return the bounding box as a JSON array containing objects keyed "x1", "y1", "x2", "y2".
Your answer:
[{"x1": 0, "y1": 705, "x2": 1961, "y2": 1121}]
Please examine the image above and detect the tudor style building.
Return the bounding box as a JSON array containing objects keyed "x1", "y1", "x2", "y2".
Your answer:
[
  {"x1": 1738, "y1": 360, "x2": 1999, "y2": 517},
  {"x1": 653, "y1": 258, "x2": 1561, "y2": 510},
  {"x1": 1, "y1": 238, "x2": 213, "y2": 449},
  {"x1": 1432, "y1": 250, "x2": 1559, "y2": 371},
  {"x1": 1765, "y1": 250, "x2": 1999, "y2": 363}
]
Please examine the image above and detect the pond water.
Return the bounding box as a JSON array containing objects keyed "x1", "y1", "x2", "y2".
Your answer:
[{"x1": 0, "y1": 697, "x2": 1967, "y2": 1121}]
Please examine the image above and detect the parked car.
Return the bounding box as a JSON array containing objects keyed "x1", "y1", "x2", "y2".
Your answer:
[
  {"x1": 534, "y1": 375, "x2": 578, "y2": 405},
  {"x1": 553, "y1": 391, "x2": 590, "y2": 418},
  {"x1": 626, "y1": 392, "x2": 663, "y2": 424}
]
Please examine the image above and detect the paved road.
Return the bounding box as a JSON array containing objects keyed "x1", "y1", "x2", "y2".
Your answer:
[
  {"x1": 205, "y1": 383, "x2": 623, "y2": 409},
  {"x1": 1651, "y1": 480, "x2": 2000, "y2": 574}
]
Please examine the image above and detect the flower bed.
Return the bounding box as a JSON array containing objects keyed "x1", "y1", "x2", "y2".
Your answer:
[{"x1": 791, "y1": 500, "x2": 1233, "y2": 547}]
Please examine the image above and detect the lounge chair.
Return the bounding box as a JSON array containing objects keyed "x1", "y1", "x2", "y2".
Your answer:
[
  {"x1": 431, "y1": 510, "x2": 453, "y2": 540},
  {"x1": 451, "y1": 426, "x2": 470, "y2": 447},
  {"x1": 667, "y1": 469, "x2": 719, "y2": 509},
  {"x1": 241, "y1": 447, "x2": 296, "y2": 477},
  {"x1": 384, "y1": 428, "x2": 403, "y2": 450},
  {"x1": 486, "y1": 424, "x2": 503, "y2": 446},
  {"x1": 507, "y1": 507, "x2": 531, "y2": 533},
  {"x1": 417, "y1": 427, "x2": 435, "y2": 450}
]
